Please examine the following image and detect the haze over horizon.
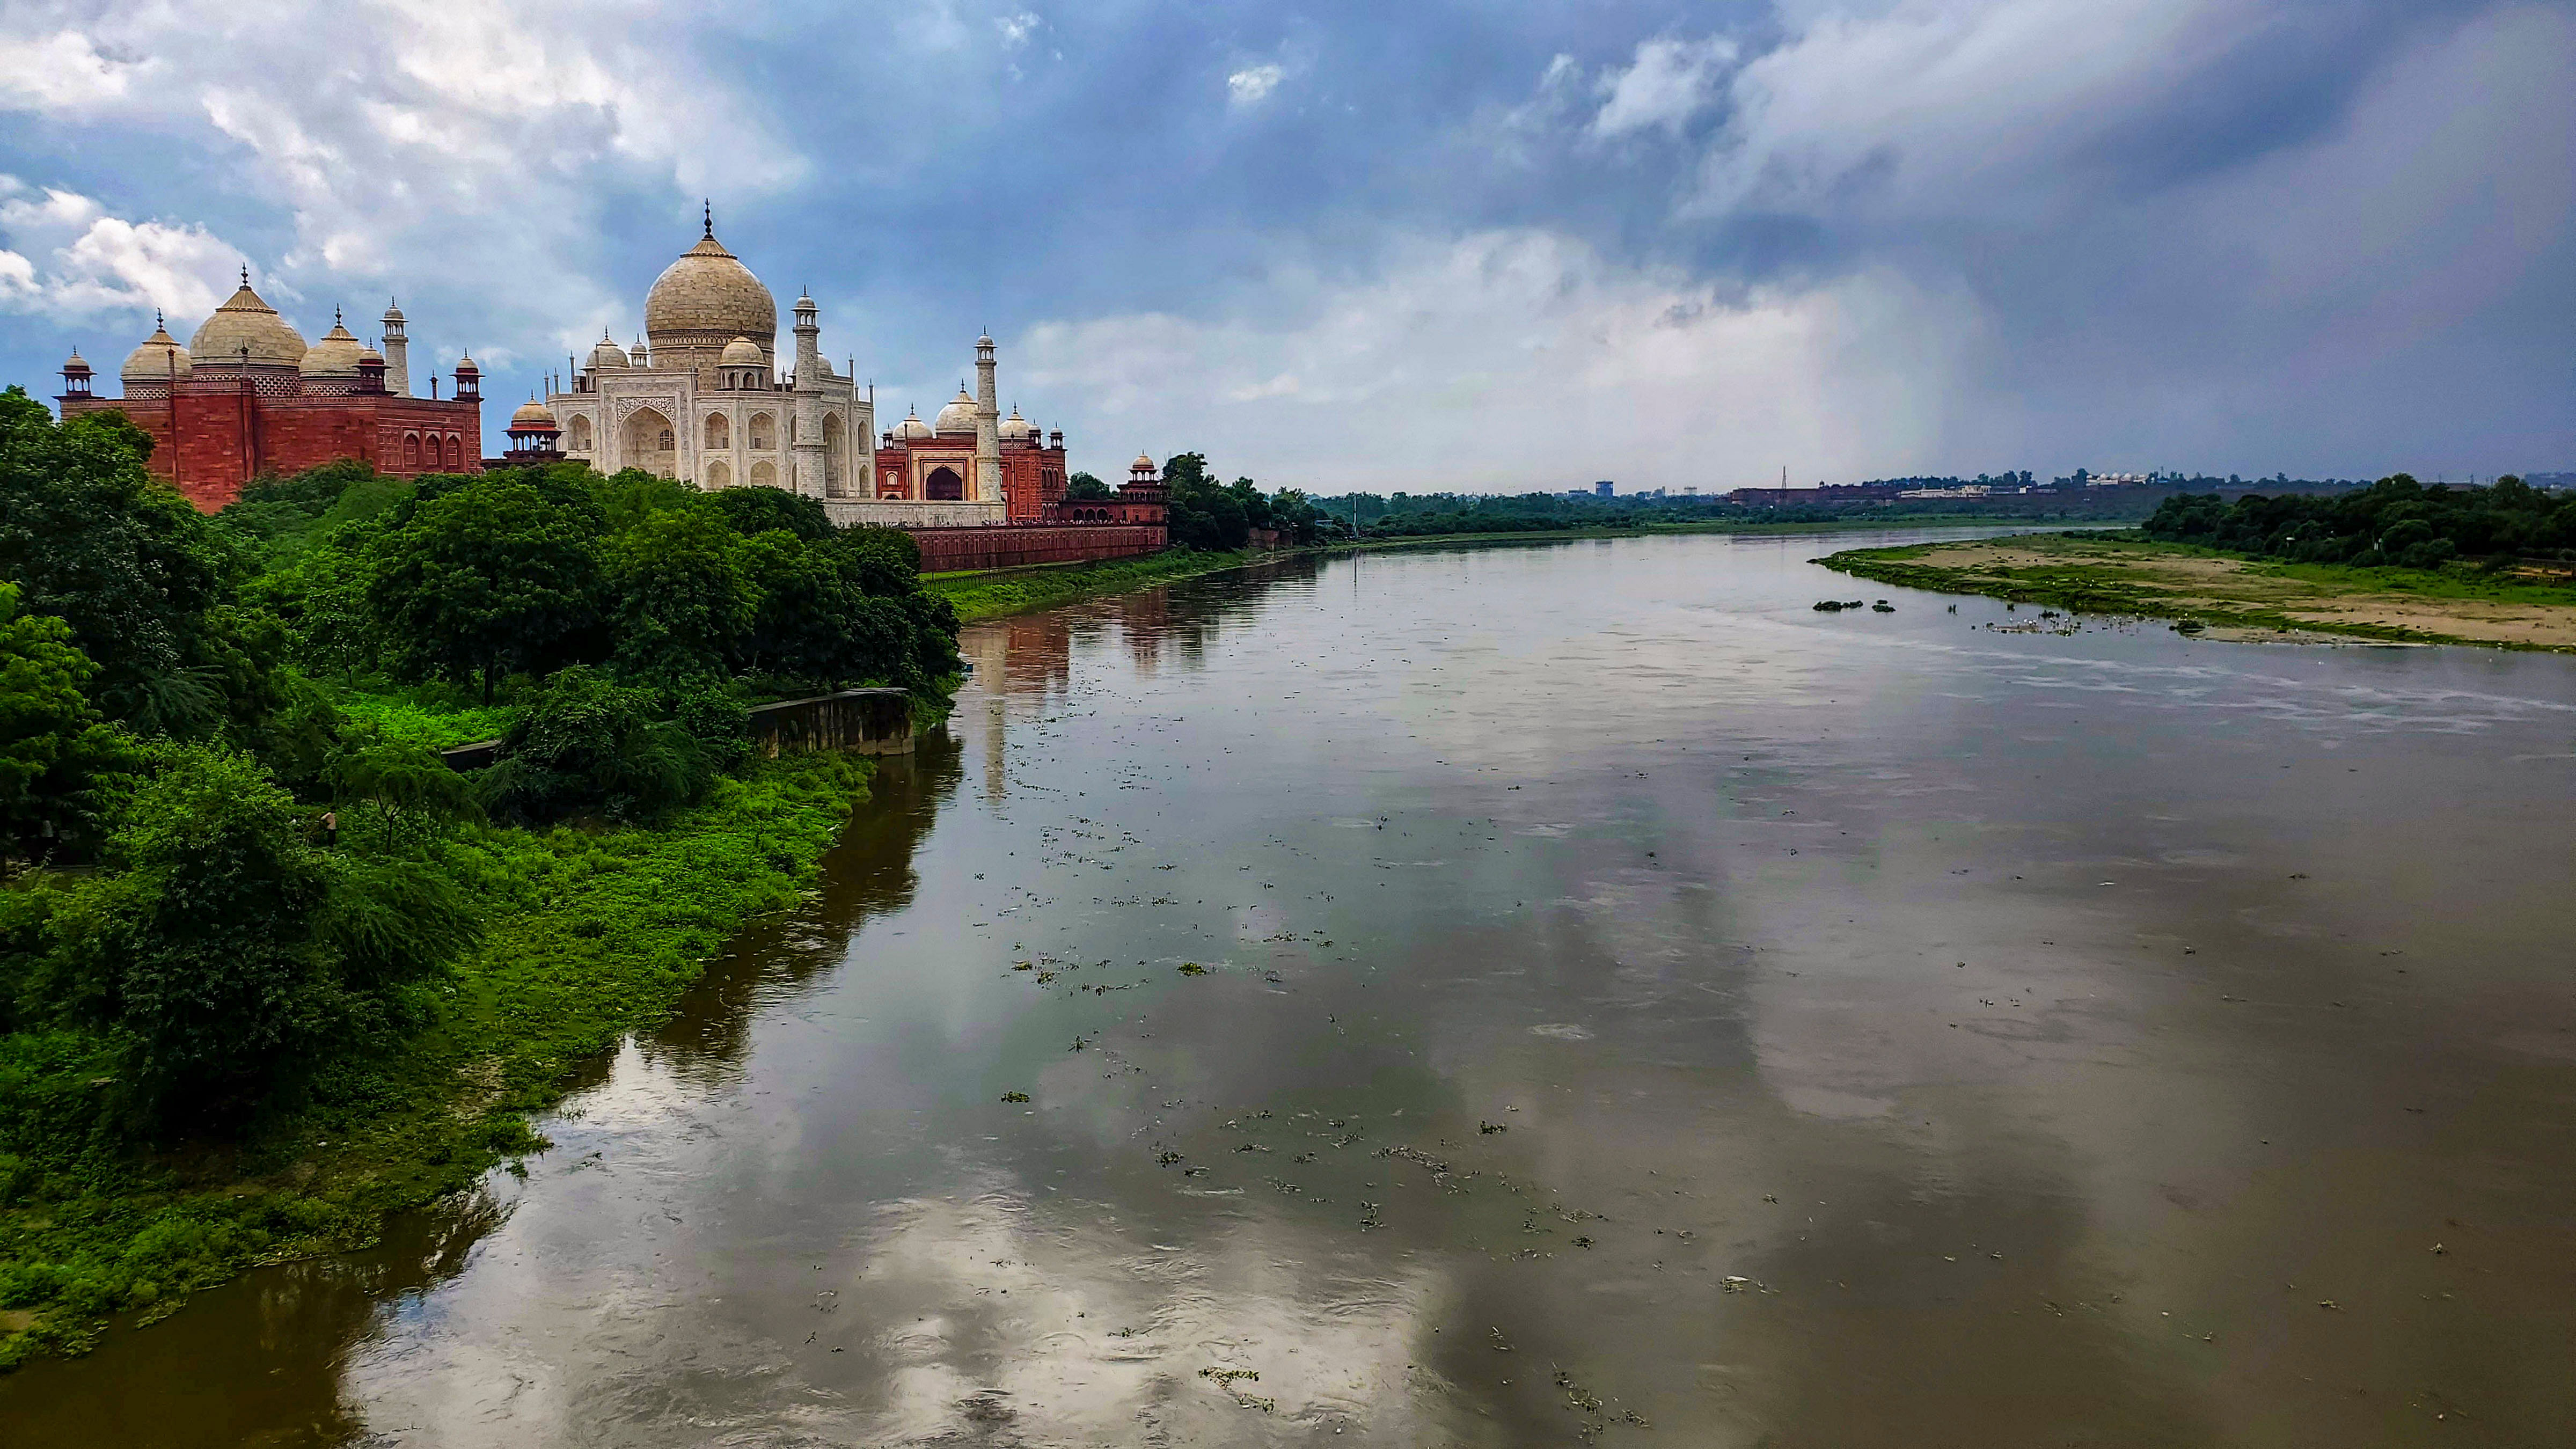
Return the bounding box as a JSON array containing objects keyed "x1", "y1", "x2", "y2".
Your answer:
[{"x1": 1, "y1": 0, "x2": 2568, "y2": 492}]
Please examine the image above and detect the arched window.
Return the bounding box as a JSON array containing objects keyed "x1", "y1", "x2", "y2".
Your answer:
[
  {"x1": 657, "y1": 427, "x2": 675, "y2": 451},
  {"x1": 567, "y1": 414, "x2": 592, "y2": 451},
  {"x1": 788, "y1": 414, "x2": 798, "y2": 444},
  {"x1": 447, "y1": 436, "x2": 463, "y2": 467},
  {"x1": 822, "y1": 413, "x2": 847, "y2": 497},
  {"x1": 620, "y1": 407, "x2": 678, "y2": 479},
  {"x1": 748, "y1": 413, "x2": 775, "y2": 450},
  {"x1": 403, "y1": 434, "x2": 420, "y2": 467},
  {"x1": 705, "y1": 459, "x2": 731, "y2": 489},
  {"x1": 705, "y1": 413, "x2": 729, "y2": 450},
  {"x1": 750, "y1": 459, "x2": 777, "y2": 489}
]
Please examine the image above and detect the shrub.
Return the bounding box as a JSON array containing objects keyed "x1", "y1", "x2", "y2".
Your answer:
[{"x1": 477, "y1": 668, "x2": 721, "y2": 825}]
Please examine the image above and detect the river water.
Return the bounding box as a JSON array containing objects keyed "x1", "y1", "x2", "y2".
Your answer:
[{"x1": 6, "y1": 531, "x2": 2572, "y2": 1446}]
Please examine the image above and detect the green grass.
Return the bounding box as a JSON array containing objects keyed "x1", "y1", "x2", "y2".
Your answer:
[
  {"x1": 927, "y1": 548, "x2": 1270, "y2": 622},
  {"x1": 0, "y1": 753, "x2": 873, "y2": 1366},
  {"x1": 328, "y1": 689, "x2": 519, "y2": 750},
  {"x1": 1818, "y1": 532, "x2": 2576, "y2": 648}
]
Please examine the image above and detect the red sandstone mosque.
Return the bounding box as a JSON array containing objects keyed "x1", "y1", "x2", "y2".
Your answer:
[{"x1": 56, "y1": 275, "x2": 484, "y2": 512}]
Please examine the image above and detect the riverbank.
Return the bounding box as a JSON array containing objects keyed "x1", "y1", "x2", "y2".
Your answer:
[
  {"x1": 926, "y1": 515, "x2": 2105, "y2": 624},
  {"x1": 1820, "y1": 531, "x2": 2576, "y2": 649},
  {"x1": 0, "y1": 753, "x2": 874, "y2": 1368}
]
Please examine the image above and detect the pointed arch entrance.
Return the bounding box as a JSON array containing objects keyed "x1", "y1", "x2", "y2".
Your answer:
[
  {"x1": 621, "y1": 406, "x2": 677, "y2": 478},
  {"x1": 925, "y1": 465, "x2": 964, "y2": 501}
]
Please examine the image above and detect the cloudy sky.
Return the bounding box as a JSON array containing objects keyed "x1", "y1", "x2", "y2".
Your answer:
[{"x1": 2, "y1": 0, "x2": 2568, "y2": 492}]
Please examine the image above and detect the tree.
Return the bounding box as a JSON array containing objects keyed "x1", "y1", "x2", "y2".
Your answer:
[
  {"x1": 75, "y1": 745, "x2": 337, "y2": 1119},
  {"x1": 477, "y1": 668, "x2": 721, "y2": 825},
  {"x1": 366, "y1": 474, "x2": 606, "y2": 702},
  {"x1": 1162, "y1": 453, "x2": 1249, "y2": 551},
  {"x1": 705, "y1": 484, "x2": 833, "y2": 541},
  {"x1": 0, "y1": 387, "x2": 253, "y2": 735},
  {"x1": 607, "y1": 507, "x2": 757, "y2": 682},
  {"x1": 1064, "y1": 472, "x2": 1111, "y2": 501},
  {"x1": 0, "y1": 582, "x2": 136, "y2": 865}
]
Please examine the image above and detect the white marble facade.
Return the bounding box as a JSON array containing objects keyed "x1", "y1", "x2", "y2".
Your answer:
[{"x1": 546, "y1": 217, "x2": 1007, "y2": 527}]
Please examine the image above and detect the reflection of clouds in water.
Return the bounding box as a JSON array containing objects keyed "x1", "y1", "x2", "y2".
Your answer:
[{"x1": 854, "y1": 1185, "x2": 1450, "y2": 1444}]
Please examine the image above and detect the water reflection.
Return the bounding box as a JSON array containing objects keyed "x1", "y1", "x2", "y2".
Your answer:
[{"x1": 5, "y1": 534, "x2": 2570, "y2": 1446}]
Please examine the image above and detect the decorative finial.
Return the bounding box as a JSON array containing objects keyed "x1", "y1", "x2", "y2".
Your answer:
[
  {"x1": 239, "y1": 264, "x2": 250, "y2": 287},
  {"x1": 703, "y1": 199, "x2": 713, "y2": 238},
  {"x1": 334, "y1": 305, "x2": 343, "y2": 325},
  {"x1": 154, "y1": 308, "x2": 163, "y2": 328}
]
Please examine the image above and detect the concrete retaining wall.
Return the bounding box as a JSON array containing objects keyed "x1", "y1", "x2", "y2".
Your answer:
[
  {"x1": 908, "y1": 523, "x2": 1166, "y2": 573},
  {"x1": 442, "y1": 686, "x2": 913, "y2": 772}
]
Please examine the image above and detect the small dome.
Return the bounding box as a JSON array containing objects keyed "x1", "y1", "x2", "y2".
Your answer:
[
  {"x1": 122, "y1": 320, "x2": 193, "y2": 383},
  {"x1": 454, "y1": 350, "x2": 480, "y2": 375},
  {"x1": 719, "y1": 335, "x2": 764, "y2": 367},
  {"x1": 190, "y1": 277, "x2": 307, "y2": 367},
  {"x1": 61, "y1": 348, "x2": 90, "y2": 375},
  {"x1": 895, "y1": 407, "x2": 933, "y2": 441},
  {"x1": 643, "y1": 229, "x2": 777, "y2": 349},
  {"x1": 356, "y1": 343, "x2": 384, "y2": 365},
  {"x1": 381, "y1": 297, "x2": 406, "y2": 323},
  {"x1": 933, "y1": 387, "x2": 979, "y2": 435},
  {"x1": 999, "y1": 406, "x2": 1036, "y2": 442},
  {"x1": 298, "y1": 314, "x2": 366, "y2": 377},
  {"x1": 509, "y1": 398, "x2": 559, "y2": 430},
  {"x1": 1132, "y1": 452, "x2": 1157, "y2": 472},
  {"x1": 588, "y1": 332, "x2": 629, "y2": 370}
]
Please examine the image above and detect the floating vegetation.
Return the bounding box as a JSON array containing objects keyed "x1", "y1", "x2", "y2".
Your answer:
[{"x1": 999, "y1": 1091, "x2": 1030, "y2": 1103}]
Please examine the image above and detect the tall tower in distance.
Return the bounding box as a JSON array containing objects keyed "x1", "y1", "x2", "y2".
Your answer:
[
  {"x1": 380, "y1": 298, "x2": 412, "y2": 398},
  {"x1": 973, "y1": 332, "x2": 1000, "y2": 504}
]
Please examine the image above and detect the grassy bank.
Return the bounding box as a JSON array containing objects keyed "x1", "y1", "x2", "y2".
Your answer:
[
  {"x1": 1819, "y1": 531, "x2": 2576, "y2": 650},
  {"x1": 927, "y1": 548, "x2": 1273, "y2": 622},
  {"x1": 0, "y1": 753, "x2": 873, "y2": 1366}
]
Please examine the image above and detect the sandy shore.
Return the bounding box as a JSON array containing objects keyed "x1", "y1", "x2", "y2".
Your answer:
[{"x1": 1825, "y1": 533, "x2": 2576, "y2": 650}]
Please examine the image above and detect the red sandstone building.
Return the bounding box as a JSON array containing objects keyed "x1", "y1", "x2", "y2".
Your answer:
[
  {"x1": 55, "y1": 275, "x2": 482, "y2": 512},
  {"x1": 872, "y1": 394, "x2": 1167, "y2": 528}
]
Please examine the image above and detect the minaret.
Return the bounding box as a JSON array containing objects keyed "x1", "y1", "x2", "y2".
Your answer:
[
  {"x1": 380, "y1": 297, "x2": 411, "y2": 397},
  {"x1": 791, "y1": 290, "x2": 826, "y2": 497},
  {"x1": 973, "y1": 332, "x2": 1000, "y2": 504}
]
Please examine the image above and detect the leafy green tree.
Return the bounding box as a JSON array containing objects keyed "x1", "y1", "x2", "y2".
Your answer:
[
  {"x1": 608, "y1": 507, "x2": 758, "y2": 682},
  {"x1": 0, "y1": 582, "x2": 136, "y2": 865},
  {"x1": 477, "y1": 668, "x2": 720, "y2": 825},
  {"x1": 1162, "y1": 452, "x2": 1249, "y2": 551},
  {"x1": 366, "y1": 474, "x2": 606, "y2": 702},
  {"x1": 1064, "y1": 472, "x2": 1111, "y2": 501},
  {"x1": 0, "y1": 387, "x2": 254, "y2": 734},
  {"x1": 706, "y1": 484, "x2": 833, "y2": 541},
  {"x1": 70, "y1": 746, "x2": 337, "y2": 1119}
]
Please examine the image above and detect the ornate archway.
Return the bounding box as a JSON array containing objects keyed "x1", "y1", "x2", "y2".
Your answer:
[
  {"x1": 925, "y1": 465, "x2": 964, "y2": 501},
  {"x1": 621, "y1": 406, "x2": 677, "y2": 478},
  {"x1": 822, "y1": 412, "x2": 847, "y2": 497}
]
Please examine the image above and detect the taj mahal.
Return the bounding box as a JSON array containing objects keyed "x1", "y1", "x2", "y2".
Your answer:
[{"x1": 537, "y1": 207, "x2": 1070, "y2": 529}]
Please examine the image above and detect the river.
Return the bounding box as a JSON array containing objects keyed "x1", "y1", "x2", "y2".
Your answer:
[{"x1": 5, "y1": 531, "x2": 2571, "y2": 1446}]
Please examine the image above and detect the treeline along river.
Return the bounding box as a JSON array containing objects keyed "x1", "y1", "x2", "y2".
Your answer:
[{"x1": 4, "y1": 530, "x2": 2570, "y2": 1445}]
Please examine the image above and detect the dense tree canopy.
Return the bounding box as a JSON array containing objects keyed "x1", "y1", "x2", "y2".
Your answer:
[{"x1": 2145, "y1": 475, "x2": 2576, "y2": 567}]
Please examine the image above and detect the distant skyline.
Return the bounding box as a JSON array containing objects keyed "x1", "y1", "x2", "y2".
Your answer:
[{"x1": 2, "y1": 0, "x2": 2569, "y2": 492}]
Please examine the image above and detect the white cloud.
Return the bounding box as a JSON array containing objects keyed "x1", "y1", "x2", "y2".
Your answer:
[
  {"x1": 1227, "y1": 63, "x2": 1285, "y2": 109},
  {"x1": 0, "y1": 30, "x2": 147, "y2": 111},
  {"x1": 1020, "y1": 230, "x2": 1982, "y2": 491},
  {"x1": 994, "y1": 11, "x2": 1042, "y2": 47},
  {"x1": 1592, "y1": 35, "x2": 1739, "y2": 138},
  {"x1": 0, "y1": 179, "x2": 245, "y2": 323},
  {"x1": 0, "y1": 2, "x2": 807, "y2": 362}
]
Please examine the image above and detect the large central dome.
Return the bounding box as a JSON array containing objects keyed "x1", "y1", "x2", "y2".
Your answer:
[
  {"x1": 189, "y1": 279, "x2": 306, "y2": 367},
  {"x1": 643, "y1": 231, "x2": 775, "y2": 353}
]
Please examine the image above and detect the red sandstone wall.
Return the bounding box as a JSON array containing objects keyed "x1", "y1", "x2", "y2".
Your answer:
[
  {"x1": 910, "y1": 524, "x2": 1167, "y2": 573},
  {"x1": 56, "y1": 394, "x2": 479, "y2": 511}
]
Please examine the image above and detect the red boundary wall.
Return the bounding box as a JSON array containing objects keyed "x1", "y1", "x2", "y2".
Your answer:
[{"x1": 910, "y1": 524, "x2": 1166, "y2": 573}]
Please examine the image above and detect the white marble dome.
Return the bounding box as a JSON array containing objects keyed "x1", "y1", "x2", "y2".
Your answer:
[
  {"x1": 933, "y1": 387, "x2": 980, "y2": 435},
  {"x1": 122, "y1": 322, "x2": 192, "y2": 383},
  {"x1": 298, "y1": 317, "x2": 366, "y2": 377},
  {"x1": 588, "y1": 333, "x2": 630, "y2": 370},
  {"x1": 719, "y1": 335, "x2": 764, "y2": 367},
  {"x1": 190, "y1": 280, "x2": 306, "y2": 366},
  {"x1": 643, "y1": 232, "x2": 775, "y2": 348},
  {"x1": 895, "y1": 408, "x2": 933, "y2": 441},
  {"x1": 999, "y1": 406, "x2": 1036, "y2": 442}
]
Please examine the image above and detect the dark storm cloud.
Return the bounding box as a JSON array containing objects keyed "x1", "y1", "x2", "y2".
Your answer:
[{"x1": 0, "y1": 0, "x2": 2566, "y2": 488}]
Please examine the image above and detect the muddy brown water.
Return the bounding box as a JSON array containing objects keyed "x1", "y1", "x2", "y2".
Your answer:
[{"x1": 5, "y1": 532, "x2": 2572, "y2": 1446}]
